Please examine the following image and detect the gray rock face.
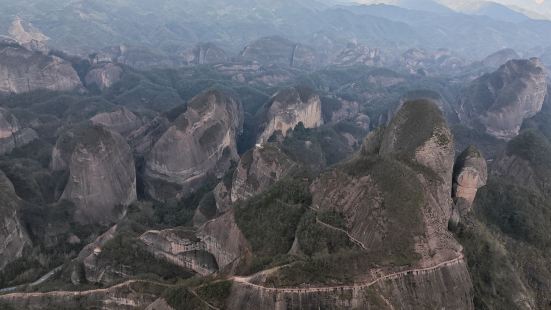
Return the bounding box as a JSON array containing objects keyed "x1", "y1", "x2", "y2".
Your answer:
[
  {"x1": 90, "y1": 107, "x2": 143, "y2": 137},
  {"x1": 240, "y1": 36, "x2": 319, "y2": 68},
  {"x1": 139, "y1": 228, "x2": 218, "y2": 276},
  {"x1": 51, "y1": 124, "x2": 137, "y2": 224},
  {"x1": 458, "y1": 58, "x2": 548, "y2": 140},
  {"x1": 181, "y1": 43, "x2": 227, "y2": 65},
  {"x1": 0, "y1": 107, "x2": 38, "y2": 155},
  {"x1": 85, "y1": 63, "x2": 123, "y2": 90},
  {"x1": 0, "y1": 170, "x2": 31, "y2": 271},
  {"x1": 8, "y1": 17, "x2": 49, "y2": 53},
  {"x1": 381, "y1": 100, "x2": 455, "y2": 184},
  {"x1": 0, "y1": 43, "x2": 82, "y2": 94},
  {"x1": 144, "y1": 89, "x2": 243, "y2": 201},
  {"x1": 332, "y1": 43, "x2": 383, "y2": 67},
  {"x1": 230, "y1": 144, "x2": 296, "y2": 203},
  {"x1": 453, "y1": 146, "x2": 488, "y2": 208},
  {"x1": 127, "y1": 116, "x2": 170, "y2": 156},
  {"x1": 257, "y1": 87, "x2": 323, "y2": 143}
]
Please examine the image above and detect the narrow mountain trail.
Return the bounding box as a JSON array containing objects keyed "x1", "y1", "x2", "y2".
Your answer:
[
  {"x1": 315, "y1": 217, "x2": 368, "y2": 251},
  {"x1": 0, "y1": 265, "x2": 63, "y2": 294},
  {"x1": 232, "y1": 254, "x2": 465, "y2": 293}
]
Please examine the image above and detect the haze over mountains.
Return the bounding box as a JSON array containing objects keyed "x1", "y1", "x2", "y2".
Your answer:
[{"x1": 1, "y1": 0, "x2": 551, "y2": 309}]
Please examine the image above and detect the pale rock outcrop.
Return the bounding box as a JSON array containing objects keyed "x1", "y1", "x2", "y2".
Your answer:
[
  {"x1": 181, "y1": 43, "x2": 227, "y2": 65},
  {"x1": 231, "y1": 144, "x2": 296, "y2": 203},
  {"x1": 85, "y1": 62, "x2": 123, "y2": 90},
  {"x1": 458, "y1": 58, "x2": 548, "y2": 140},
  {"x1": 139, "y1": 229, "x2": 218, "y2": 276},
  {"x1": 0, "y1": 43, "x2": 82, "y2": 94},
  {"x1": 332, "y1": 43, "x2": 383, "y2": 67},
  {"x1": 197, "y1": 211, "x2": 252, "y2": 274},
  {"x1": 0, "y1": 170, "x2": 31, "y2": 271},
  {"x1": 51, "y1": 124, "x2": 137, "y2": 224},
  {"x1": 257, "y1": 87, "x2": 323, "y2": 143},
  {"x1": 8, "y1": 17, "x2": 49, "y2": 53},
  {"x1": 76, "y1": 225, "x2": 119, "y2": 284},
  {"x1": 0, "y1": 107, "x2": 38, "y2": 155},
  {"x1": 144, "y1": 89, "x2": 243, "y2": 201},
  {"x1": 212, "y1": 181, "x2": 232, "y2": 214},
  {"x1": 90, "y1": 107, "x2": 143, "y2": 136},
  {"x1": 453, "y1": 146, "x2": 488, "y2": 211},
  {"x1": 127, "y1": 116, "x2": 170, "y2": 156},
  {"x1": 240, "y1": 36, "x2": 319, "y2": 69},
  {"x1": 146, "y1": 298, "x2": 175, "y2": 310}
]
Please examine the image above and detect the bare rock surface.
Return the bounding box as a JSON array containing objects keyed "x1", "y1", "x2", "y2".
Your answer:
[
  {"x1": 453, "y1": 146, "x2": 488, "y2": 210},
  {"x1": 458, "y1": 58, "x2": 548, "y2": 140},
  {"x1": 51, "y1": 124, "x2": 137, "y2": 224},
  {"x1": 230, "y1": 144, "x2": 296, "y2": 203},
  {"x1": 257, "y1": 87, "x2": 323, "y2": 143},
  {"x1": 0, "y1": 170, "x2": 31, "y2": 271},
  {"x1": 85, "y1": 62, "x2": 123, "y2": 90},
  {"x1": 144, "y1": 89, "x2": 243, "y2": 201},
  {"x1": 0, "y1": 107, "x2": 38, "y2": 155},
  {"x1": 0, "y1": 42, "x2": 82, "y2": 94},
  {"x1": 90, "y1": 107, "x2": 143, "y2": 136}
]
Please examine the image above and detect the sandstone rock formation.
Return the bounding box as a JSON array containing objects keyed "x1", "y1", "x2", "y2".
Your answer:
[
  {"x1": 332, "y1": 43, "x2": 383, "y2": 67},
  {"x1": 140, "y1": 228, "x2": 218, "y2": 276},
  {"x1": 181, "y1": 43, "x2": 227, "y2": 65},
  {"x1": 8, "y1": 17, "x2": 49, "y2": 53},
  {"x1": 0, "y1": 42, "x2": 82, "y2": 94},
  {"x1": 257, "y1": 87, "x2": 323, "y2": 143},
  {"x1": 51, "y1": 124, "x2": 137, "y2": 224},
  {"x1": 231, "y1": 144, "x2": 296, "y2": 203},
  {"x1": 90, "y1": 107, "x2": 143, "y2": 137},
  {"x1": 0, "y1": 107, "x2": 38, "y2": 155},
  {"x1": 240, "y1": 36, "x2": 319, "y2": 68},
  {"x1": 453, "y1": 146, "x2": 488, "y2": 211},
  {"x1": 0, "y1": 170, "x2": 31, "y2": 271},
  {"x1": 85, "y1": 62, "x2": 123, "y2": 90},
  {"x1": 458, "y1": 58, "x2": 548, "y2": 140},
  {"x1": 127, "y1": 116, "x2": 170, "y2": 156},
  {"x1": 144, "y1": 89, "x2": 243, "y2": 201}
]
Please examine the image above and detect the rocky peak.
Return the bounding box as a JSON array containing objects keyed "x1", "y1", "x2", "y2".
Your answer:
[
  {"x1": 51, "y1": 124, "x2": 137, "y2": 224},
  {"x1": 0, "y1": 43, "x2": 82, "y2": 94},
  {"x1": 380, "y1": 99, "x2": 455, "y2": 183},
  {"x1": 144, "y1": 89, "x2": 243, "y2": 201},
  {"x1": 8, "y1": 17, "x2": 49, "y2": 53},
  {"x1": 0, "y1": 107, "x2": 38, "y2": 155},
  {"x1": 332, "y1": 43, "x2": 383, "y2": 67},
  {"x1": 240, "y1": 36, "x2": 319, "y2": 68},
  {"x1": 230, "y1": 144, "x2": 296, "y2": 203},
  {"x1": 181, "y1": 43, "x2": 227, "y2": 65},
  {"x1": 0, "y1": 170, "x2": 31, "y2": 271},
  {"x1": 257, "y1": 86, "x2": 323, "y2": 143},
  {"x1": 90, "y1": 107, "x2": 143, "y2": 137},
  {"x1": 458, "y1": 58, "x2": 548, "y2": 140},
  {"x1": 85, "y1": 62, "x2": 123, "y2": 90},
  {"x1": 453, "y1": 145, "x2": 488, "y2": 211}
]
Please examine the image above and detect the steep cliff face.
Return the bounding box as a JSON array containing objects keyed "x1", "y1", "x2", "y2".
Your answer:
[
  {"x1": 0, "y1": 107, "x2": 38, "y2": 155},
  {"x1": 181, "y1": 43, "x2": 227, "y2": 65},
  {"x1": 127, "y1": 116, "x2": 170, "y2": 157},
  {"x1": 257, "y1": 87, "x2": 323, "y2": 143},
  {"x1": 85, "y1": 62, "x2": 123, "y2": 90},
  {"x1": 144, "y1": 89, "x2": 243, "y2": 201},
  {"x1": 458, "y1": 58, "x2": 548, "y2": 140},
  {"x1": 453, "y1": 146, "x2": 488, "y2": 211},
  {"x1": 90, "y1": 107, "x2": 143, "y2": 137},
  {"x1": 332, "y1": 43, "x2": 383, "y2": 67},
  {"x1": 51, "y1": 124, "x2": 137, "y2": 224},
  {"x1": 231, "y1": 144, "x2": 296, "y2": 203},
  {"x1": 240, "y1": 36, "x2": 319, "y2": 68},
  {"x1": 139, "y1": 228, "x2": 218, "y2": 276},
  {"x1": 0, "y1": 43, "x2": 82, "y2": 94},
  {"x1": 226, "y1": 100, "x2": 472, "y2": 309},
  {"x1": 0, "y1": 170, "x2": 31, "y2": 271}
]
